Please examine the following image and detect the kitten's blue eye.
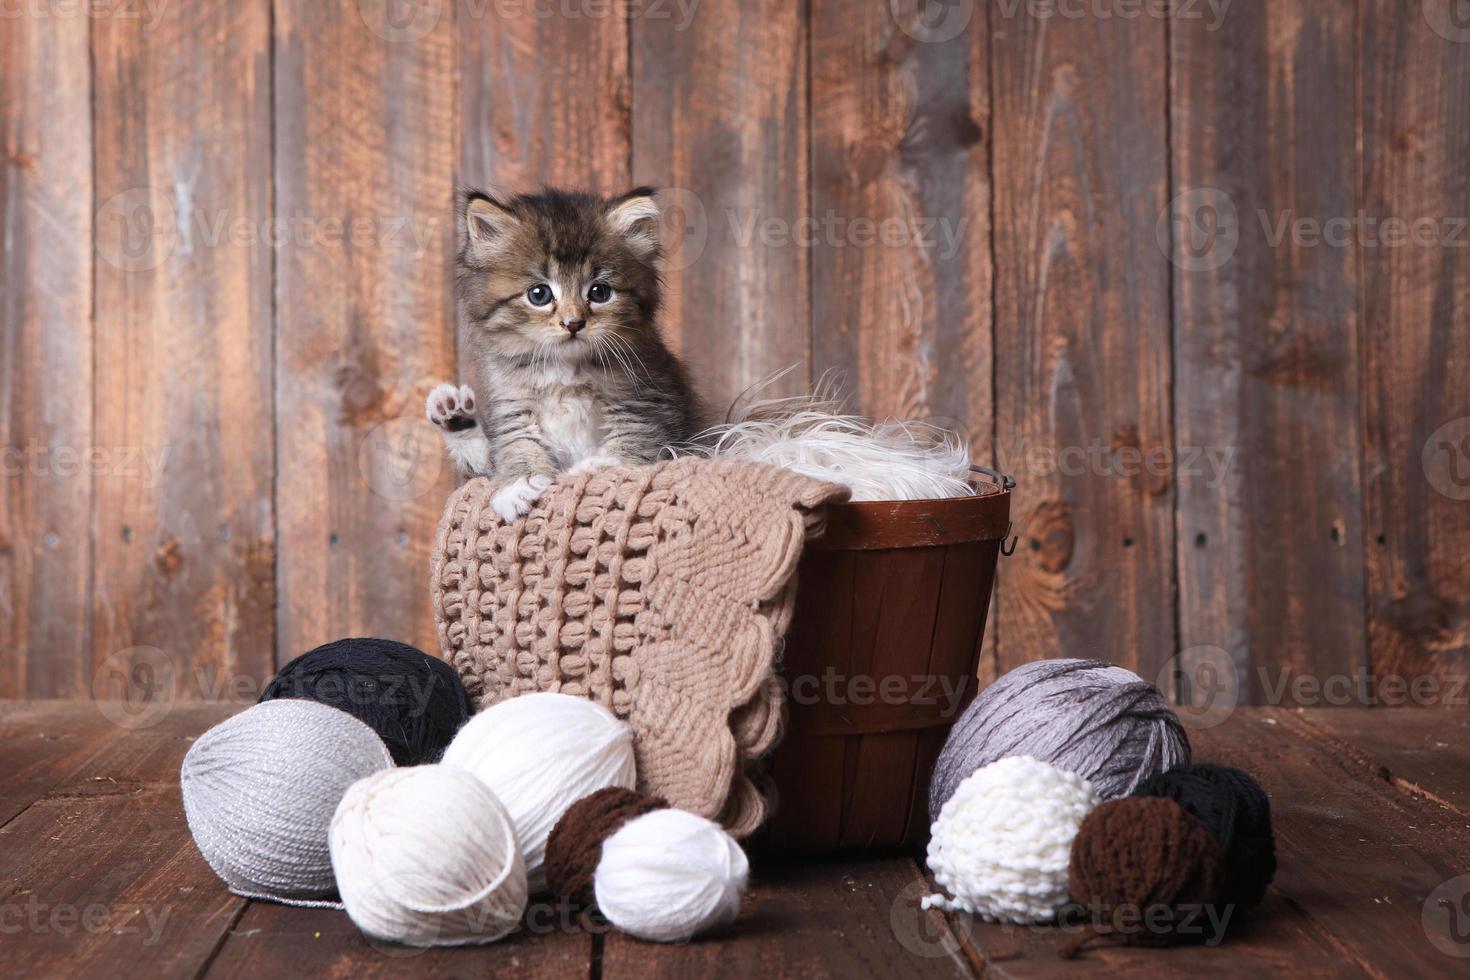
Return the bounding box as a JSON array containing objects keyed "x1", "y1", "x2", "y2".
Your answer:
[
  {"x1": 588, "y1": 283, "x2": 612, "y2": 304},
  {"x1": 526, "y1": 284, "x2": 553, "y2": 307}
]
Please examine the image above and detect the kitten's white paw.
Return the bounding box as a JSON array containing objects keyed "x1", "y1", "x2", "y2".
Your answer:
[
  {"x1": 425, "y1": 383, "x2": 478, "y2": 431},
  {"x1": 490, "y1": 474, "x2": 553, "y2": 522},
  {"x1": 567, "y1": 454, "x2": 624, "y2": 475}
]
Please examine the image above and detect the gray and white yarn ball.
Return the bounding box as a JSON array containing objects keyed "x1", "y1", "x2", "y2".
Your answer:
[
  {"x1": 929, "y1": 658, "x2": 1190, "y2": 820},
  {"x1": 181, "y1": 699, "x2": 394, "y2": 904}
]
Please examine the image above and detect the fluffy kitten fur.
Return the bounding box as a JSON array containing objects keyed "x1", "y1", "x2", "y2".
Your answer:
[{"x1": 426, "y1": 187, "x2": 702, "y2": 520}]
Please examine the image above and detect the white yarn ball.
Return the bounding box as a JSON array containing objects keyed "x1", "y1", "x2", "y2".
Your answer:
[
  {"x1": 330, "y1": 765, "x2": 528, "y2": 946},
  {"x1": 442, "y1": 692, "x2": 636, "y2": 892},
  {"x1": 180, "y1": 699, "x2": 393, "y2": 905},
  {"x1": 595, "y1": 808, "x2": 749, "y2": 943},
  {"x1": 923, "y1": 755, "x2": 1100, "y2": 924}
]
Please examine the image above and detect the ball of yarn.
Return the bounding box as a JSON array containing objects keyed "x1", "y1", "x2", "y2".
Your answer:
[
  {"x1": 442, "y1": 692, "x2": 636, "y2": 893},
  {"x1": 1064, "y1": 796, "x2": 1223, "y2": 956},
  {"x1": 180, "y1": 699, "x2": 393, "y2": 904},
  {"x1": 545, "y1": 786, "x2": 671, "y2": 905},
  {"x1": 330, "y1": 765, "x2": 528, "y2": 946},
  {"x1": 923, "y1": 755, "x2": 1100, "y2": 924},
  {"x1": 1133, "y1": 763, "x2": 1275, "y2": 909},
  {"x1": 545, "y1": 788, "x2": 748, "y2": 943},
  {"x1": 929, "y1": 658, "x2": 1190, "y2": 820},
  {"x1": 259, "y1": 637, "x2": 471, "y2": 766}
]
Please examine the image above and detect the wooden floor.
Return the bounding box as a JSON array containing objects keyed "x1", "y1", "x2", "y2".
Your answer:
[{"x1": 2, "y1": 702, "x2": 1469, "y2": 978}]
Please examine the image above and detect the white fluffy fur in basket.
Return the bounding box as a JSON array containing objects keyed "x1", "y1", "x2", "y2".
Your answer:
[{"x1": 673, "y1": 371, "x2": 975, "y2": 502}]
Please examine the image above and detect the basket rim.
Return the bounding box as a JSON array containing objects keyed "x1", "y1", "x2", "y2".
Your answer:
[{"x1": 812, "y1": 482, "x2": 1012, "y2": 551}]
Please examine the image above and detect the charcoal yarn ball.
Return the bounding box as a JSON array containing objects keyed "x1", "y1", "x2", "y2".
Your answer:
[
  {"x1": 181, "y1": 699, "x2": 394, "y2": 904},
  {"x1": 929, "y1": 658, "x2": 1190, "y2": 820},
  {"x1": 1063, "y1": 797, "x2": 1223, "y2": 957},
  {"x1": 1134, "y1": 763, "x2": 1275, "y2": 909},
  {"x1": 259, "y1": 637, "x2": 470, "y2": 766}
]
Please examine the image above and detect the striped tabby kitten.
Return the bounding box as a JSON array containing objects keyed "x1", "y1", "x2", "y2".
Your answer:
[{"x1": 426, "y1": 187, "x2": 702, "y2": 521}]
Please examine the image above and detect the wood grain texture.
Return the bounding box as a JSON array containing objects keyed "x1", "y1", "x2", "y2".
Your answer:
[
  {"x1": 810, "y1": 0, "x2": 991, "y2": 445},
  {"x1": 601, "y1": 857, "x2": 974, "y2": 979},
  {"x1": 634, "y1": 0, "x2": 810, "y2": 415},
  {"x1": 1170, "y1": 2, "x2": 1366, "y2": 706},
  {"x1": 273, "y1": 0, "x2": 457, "y2": 662},
  {"x1": 0, "y1": 14, "x2": 93, "y2": 698},
  {"x1": 458, "y1": 0, "x2": 629, "y2": 194},
  {"x1": 0, "y1": 703, "x2": 243, "y2": 980},
  {"x1": 89, "y1": 2, "x2": 276, "y2": 704},
  {"x1": 1360, "y1": 1, "x2": 1470, "y2": 699},
  {"x1": 990, "y1": 9, "x2": 1173, "y2": 677}
]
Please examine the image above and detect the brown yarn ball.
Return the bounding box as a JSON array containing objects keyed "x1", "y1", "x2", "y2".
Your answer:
[
  {"x1": 544, "y1": 787, "x2": 669, "y2": 905},
  {"x1": 1062, "y1": 797, "x2": 1224, "y2": 957}
]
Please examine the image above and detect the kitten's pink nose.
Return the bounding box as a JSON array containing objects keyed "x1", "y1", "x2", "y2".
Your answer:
[{"x1": 562, "y1": 317, "x2": 586, "y2": 336}]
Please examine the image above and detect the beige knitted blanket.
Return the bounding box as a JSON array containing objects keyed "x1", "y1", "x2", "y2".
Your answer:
[{"x1": 431, "y1": 458, "x2": 848, "y2": 837}]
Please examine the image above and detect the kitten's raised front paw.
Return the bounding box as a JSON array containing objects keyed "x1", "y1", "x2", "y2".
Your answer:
[
  {"x1": 567, "y1": 454, "x2": 624, "y2": 475},
  {"x1": 425, "y1": 383, "x2": 478, "y2": 432},
  {"x1": 490, "y1": 474, "x2": 553, "y2": 522}
]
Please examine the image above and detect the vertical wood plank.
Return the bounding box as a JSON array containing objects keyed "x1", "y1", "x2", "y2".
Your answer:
[
  {"x1": 990, "y1": 10, "x2": 1173, "y2": 675},
  {"x1": 90, "y1": 2, "x2": 275, "y2": 700},
  {"x1": 1171, "y1": 2, "x2": 1365, "y2": 706},
  {"x1": 0, "y1": 14, "x2": 93, "y2": 697},
  {"x1": 274, "y1": 0, "x2": 457, "y2": 661},
  {"x1": 458, "y1": 0, "x2": 629, "y2": 194},
  {"x1": 810, "y1": 0, "x2": 991, "y2": 446},
  {"x1": 635, "y1": 0, "x2": 810, "y2": 415},
  {"x1": 1361, "y1": 1, "x2": 1470, "y2": 699}
]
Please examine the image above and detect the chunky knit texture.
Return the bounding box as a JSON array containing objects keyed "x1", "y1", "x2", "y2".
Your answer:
[
  {"x1": 431, "y1": 457, "x2": 848, "y2": 835},
  {"x1": 1063, "y1": 796, "x2": 1224, "y2": 957},
  {"x1": 923, "y1": 756, "x2": 1101, "y2": 924},
  {"x1": 1133, "y1": 763, "x2": 1275, "y2": 909},
  {"x1": 545, "y1": 787, "x2": 670, "y2": 905}
]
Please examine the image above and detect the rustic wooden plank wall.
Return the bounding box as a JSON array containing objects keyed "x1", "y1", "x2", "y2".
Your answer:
[{"x1": 1, "y1": 0, "x2": 1467, "y2": 707}]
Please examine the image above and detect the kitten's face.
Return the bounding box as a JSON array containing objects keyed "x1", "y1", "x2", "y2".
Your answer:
[{"x1": 457, "y1": 188, "x2": 662, "y2": 366}]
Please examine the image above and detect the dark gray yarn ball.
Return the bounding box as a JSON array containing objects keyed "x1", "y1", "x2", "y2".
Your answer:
[{"x1": 929, "y1": 659, "x2": 1190, "y2": 822}]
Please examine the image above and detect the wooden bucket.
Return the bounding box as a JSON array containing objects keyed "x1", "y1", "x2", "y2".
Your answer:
[{"x1": 762, "y1": 472, "x2": 1012, "y2": 852}]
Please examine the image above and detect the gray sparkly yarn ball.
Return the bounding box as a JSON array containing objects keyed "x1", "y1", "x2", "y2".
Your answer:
[
  {"x1": 929, "y1": 659, "x2": 1190, "y2": 822},
  {"x1": 181, "y1": 699, "x2": 394, "y2": 904}
]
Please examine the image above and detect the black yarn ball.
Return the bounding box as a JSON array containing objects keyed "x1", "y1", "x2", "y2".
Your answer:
[
  {"x1": 1133, "y1": 763, "x2": 1276, "y2": 910},
  {"x1": 259, "y1": 638, "x2": 470, "y2": 766}
]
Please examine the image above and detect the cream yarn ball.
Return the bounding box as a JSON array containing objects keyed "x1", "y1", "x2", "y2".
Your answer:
[
  {"x1": 330, "y1": 765, "x2": 528, "y2": 946},
  {"x1": 442, "y1": 692, "x2": 636, "y2": 892},
  {"x1": 596, "y1": 808, "x2": 749, "y2": 943},
  {"x1": 923, "y1": 755, "x2": 1100, "y2": 924},
  {"x1": 180, "y1": 699, "x2": 393, "y2": 905}
]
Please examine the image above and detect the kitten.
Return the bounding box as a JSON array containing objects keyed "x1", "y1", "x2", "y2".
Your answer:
[{"x1": 426, "y1": 187, "x2": 703, "y2": 521}]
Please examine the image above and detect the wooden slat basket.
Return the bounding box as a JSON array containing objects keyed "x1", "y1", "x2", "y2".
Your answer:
[{"x1": 762, "y1": 470, "x2": 1012, "y2": 852}]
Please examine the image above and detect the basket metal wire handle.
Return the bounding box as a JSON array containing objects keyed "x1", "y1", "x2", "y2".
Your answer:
[{"x1": 969, "y1": 465, "x2": 1019, "y2": 556}]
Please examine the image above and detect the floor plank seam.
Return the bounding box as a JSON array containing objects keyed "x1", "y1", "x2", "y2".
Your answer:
[
  {"x1": 189, "y1": 899, "x2": 250, "y2": 980},
  {"x1": 1272, "y1": 887, "x2": 1391, "y2": 980},
  {"x1": 1280, "y1": 712, "x2": 1470, "y2": 821}
]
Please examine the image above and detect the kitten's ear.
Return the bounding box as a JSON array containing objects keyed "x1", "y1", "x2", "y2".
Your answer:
[
  {"x1": 606, "y1": 186, "x2": 661, "y2": 258},
  {"x1": 461, "y1": 190, "x2": 518, "y2": 260}
]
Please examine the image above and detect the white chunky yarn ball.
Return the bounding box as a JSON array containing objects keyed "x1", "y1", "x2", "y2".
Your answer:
[
  {"x1": 330, "y1": 765, "x2": 528, "y2": 946},
  {"x1": 596, "y1": 808, "x2": 749, "y2": 943},
  {"x1": 180, "y1": 699, "x2": 394, "y2": 905},
  {"x1": 923, "y1": 755, "x2": 1100, "y2": 924},
  {"x1": 443, "y1": 692, "x2": 636, "y2": 892}
]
